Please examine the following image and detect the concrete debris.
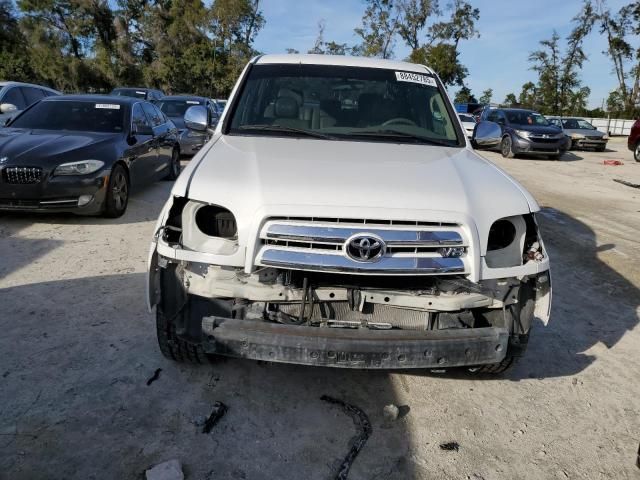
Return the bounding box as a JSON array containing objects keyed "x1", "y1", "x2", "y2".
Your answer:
[
  {"x1": 383, "y1": 404, "x2": 400, "y2": 422},
  {"x1": 321, "y1": 395, "x2": 372, "y2": 480},
  {"x1": 145, "y1": 459, "x2": 184, "y2": 480},
  {"x1": 439, "y1": 442, "x2": 460, "y2": 452},
  {"x1": 146, "y1": 368, "x2": 162, "y2": 386},
  {"x1": 202, "y1": 401, "x2": 228, "y2": 433}
]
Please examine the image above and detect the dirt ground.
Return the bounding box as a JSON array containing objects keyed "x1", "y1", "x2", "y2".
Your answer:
[{"x1": 1, "y1": 137, "x2": 639, "y2": 480}]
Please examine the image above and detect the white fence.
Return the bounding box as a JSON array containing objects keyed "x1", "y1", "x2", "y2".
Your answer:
[{"x1": 582, "y1": 117, "x2": 635, "y2": 136}]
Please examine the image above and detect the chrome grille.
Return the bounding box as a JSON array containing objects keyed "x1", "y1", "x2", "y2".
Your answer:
[
  {"x1": 3, "y1": 167, "x2": 43, "y2": 185},
  {"x1": 256, "y1": 217, "x2": 468, "y2": 275}
]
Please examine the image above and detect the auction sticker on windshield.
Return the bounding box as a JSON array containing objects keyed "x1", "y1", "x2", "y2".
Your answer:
[
  {"x1": 395, "y1": 71, "x2": 437, "y2": 87},
  {"x1": 95, "y1": 104, "x2": 121, "y2": 110}
]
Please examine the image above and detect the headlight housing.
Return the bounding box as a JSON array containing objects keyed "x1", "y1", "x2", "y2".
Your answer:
[
  {"x1": 515, "y1": 129, "x2": 531, "y2": 138},
  {"x1": 571, "y1": 133, "x2": 585, "y2": 139},
  {"x1": 602, "y1": 134, "x2": 609, "y2": 140},
  {"x1": 54, "y1": 160, "x2": 104, "y2": 176}
]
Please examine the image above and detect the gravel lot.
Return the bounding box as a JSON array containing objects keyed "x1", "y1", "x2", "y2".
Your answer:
[{"x1": 1, "y1": 137, "x2": 639, "y2": 480}]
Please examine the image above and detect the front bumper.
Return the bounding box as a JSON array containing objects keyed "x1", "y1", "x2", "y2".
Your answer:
[
  {"x1": 573, "y1": 138, "x2": 607, "y2": 149},
  {"x1": 202, "y1": 317, "x2": 509, "y2": 369},
  {"x1": 0, "y1": 169, "x2": 109, "y2": 214},
  {"x1": 513, "y1": 136, "x2": 566, "y2": 155}
]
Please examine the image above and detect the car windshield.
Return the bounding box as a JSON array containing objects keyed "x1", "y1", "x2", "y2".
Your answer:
[
  {"x1": 112, "y1": 88, "x2": 147, "y2": 99},
  {"x1": 10, "y1": 100, "x2": 125, "y2": 133},
  {"x1": 157, "y1": 99, "x2": 202, "y2": 117},
  {"x1": 562, "y1": 118, "x2": 595, "y2": 130},
  {"x1": 228, "y1": 64, "x2": 461, "y2": 146},
  {"x1": 505, "y1": 110, "x2": 550, "y2": 126}
]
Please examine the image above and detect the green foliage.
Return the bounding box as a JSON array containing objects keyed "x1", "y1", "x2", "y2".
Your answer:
[
  {"x1": 453, "y1": 85, "x2": 477, "y2": 104},
  {"x1": 353, "y1": 0, "x2": 399, "y2": 58},
  {"x1": 3, "y1": 0, "x2": 264, "y2": 96},
  {"x1": 410, "y1": 43, "x2": 467, "y2": 86},
  {"x1": 503, "y1": 93, "x2": 517, "y2": 106},
  {"x1": 478, "y1": 88, "x2": 492, "y2": 104}
]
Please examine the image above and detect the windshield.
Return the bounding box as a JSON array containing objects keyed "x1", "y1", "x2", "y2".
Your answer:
[
  {"x1": 505, "y1": 110, "x2": 550, "y2": 126},
  {"x1": 562, "y1": 118, "x2": 595, "y2": 130},
  {"x1": 227, "y1": 64, "x2": 461, "y2": 146},
  {"x1": 157, "y1": 99, "x2": 202, "y2": 117},
  {"x1": 112, "y1": 88, "x2": 147, "y2": 99},
  {"x1": 10, "y1": 100, "x2": 125, "y2": 133}
]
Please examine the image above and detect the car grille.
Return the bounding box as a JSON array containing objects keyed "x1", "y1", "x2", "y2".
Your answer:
[
  {"x1": 528, "y1": 136, "x2": 562, "y2": 144},
  {"x1": 255, "y1": 217, "x2": 468, "y2": 275},
  {"x1": 3, "y1": 167, "x2": 43, "y2": 184},
  {"x1": 586, "y1": 136, "x2": 603, "y2": 140}
]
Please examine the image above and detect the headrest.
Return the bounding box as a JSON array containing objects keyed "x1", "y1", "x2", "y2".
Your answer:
[
  {"x1": 274, "y1": 97, "x2": 299, "y2": 119},
  {"x1": 277, "y1": 88, "x2": 303, "y2": 105}
]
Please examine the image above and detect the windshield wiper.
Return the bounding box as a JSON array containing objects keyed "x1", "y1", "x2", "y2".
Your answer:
[
  {"x1": 345, "y1": 129, "x2": 455, "y2": 147},
  {"x1": 237, "y1": 124, "x2": 336, "y2": 140}
]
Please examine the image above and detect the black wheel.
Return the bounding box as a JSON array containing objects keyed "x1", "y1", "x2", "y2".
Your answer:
[
  {"x1": 500, "y1": 135, "x2": 515, "y2": 158},
  {"x1": 471, "y1": 280, "x2": 536, "y2": 375},
  {"x1": 164, "y1": 147, "x2": 181, "y2": 181},
  {"x1": 103, "y1": 164, "x2": 129, "y2": 218},
  {"x1": 633, "y1": 143, "x2": 639, "y2": 161},
  {"x1": 156, "y1": 308, "x2": 208, "y2": 364},
  {"x1": 156, "y1": 265, "x2": 209, "y2": 364}
]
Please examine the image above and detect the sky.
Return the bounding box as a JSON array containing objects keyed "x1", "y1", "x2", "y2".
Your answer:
[{"x1": 253, "y1": 0, "x2": 635, "y2": 109}]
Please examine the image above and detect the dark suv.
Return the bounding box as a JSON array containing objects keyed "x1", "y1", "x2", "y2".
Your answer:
[
  {"x1": 482, "y1": 108, "x2": 566, "y2": 160},
  {"x1": 628, "y1": 119, "x2": 640, "y2": 162},
  {"x1": 110, "y1": 87, "x2": 164, "y2": 101}
]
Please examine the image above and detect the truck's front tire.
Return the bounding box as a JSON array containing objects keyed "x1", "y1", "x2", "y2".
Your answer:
[{"x1": 156, "y1": 308, "x2": 209, "y2": 364}]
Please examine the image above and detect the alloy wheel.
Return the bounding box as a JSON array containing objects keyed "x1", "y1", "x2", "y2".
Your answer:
[{"x1": 112, "y1": 172, "x2": 128, "y2": 211}]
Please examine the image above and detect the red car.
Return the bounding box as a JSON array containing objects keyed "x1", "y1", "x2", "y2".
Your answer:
[{"x1": 629, "y1": 119, "x2": 640, "y2": 161}]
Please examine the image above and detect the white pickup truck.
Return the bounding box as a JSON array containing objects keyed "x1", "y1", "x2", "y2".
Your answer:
[{"x1": 147, "y1": 54, "x2": 551, "y2": 373}]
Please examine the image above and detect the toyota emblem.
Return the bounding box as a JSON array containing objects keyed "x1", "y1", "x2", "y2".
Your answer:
[{"x1": 345, "y1": 234, "x2": 386, "y2": 262}]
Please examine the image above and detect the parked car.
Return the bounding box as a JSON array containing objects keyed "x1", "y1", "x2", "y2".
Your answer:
[
  {"x1": 548, "y1": 117, "x2": 608, "y2": 151},
  {"x1": 481, "y1": 108, "x2": 566, "y2": 159},
  {"x1": 0, "y1": 81, "x2": 60, "y2": 125},
  {"x1": 212, "y1": 98, "x2": 227, "y2": 115},
  {"x1": 155, "y1": 95, "x2": 218, "y2": 156},
  {"x1": 0, "y1": 95, "x2": 180, "y2": 217},
  {"x1": 629, "y1": 119, "x2": 640, "y2": 161},
  {"x1": 458, "y1": 113, "x2": 476, "y2": 138},
  {"x1": 110, "y1": 87, "x2": 164, "y2": 102},
  {"x1": 147, "y1": 54, "x2": 551, "y2": 374}
]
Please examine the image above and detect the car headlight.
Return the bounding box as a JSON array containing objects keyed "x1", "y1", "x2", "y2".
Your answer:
[
  {"x1": 186, "y1": 129, "x2": 204, "y2": 138},
  {"x1": 571, "y1": 133, "x2": 585, "y2": 139},
  {"x1": 515, "y1": 129, "x2": 531, "y2": 138},
  {"x1": 54, "y1": 160, "x2": 104, "y2": 176},
  {"x1": 602, "y1": 134, "x2": 609, "y2": 140}
]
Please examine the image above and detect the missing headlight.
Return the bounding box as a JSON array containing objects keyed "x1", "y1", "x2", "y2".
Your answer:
[
  {"x1": 487, "y1": 219, "x2": 516, "y2": 251},
  {"x1": 195, "y1": 205, "x2": 237, "y2": 239}
]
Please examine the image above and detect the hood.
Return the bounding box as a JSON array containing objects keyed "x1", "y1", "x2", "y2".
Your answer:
[
  {"x1": 511, "y1": 124, "x2": 562, "y2": 135},
  {"x1": 0, "y1": 129, "x2": 119, "y2": 169},
  {"x1": 181, "y1": 135, "x2": 537, "y2": 247},
  {"x1": 564, "y1": 128, "x2": 604, "y2": 137},
  {"x1": 168, "y1": 116, "x2": 185, "y2": 130}
]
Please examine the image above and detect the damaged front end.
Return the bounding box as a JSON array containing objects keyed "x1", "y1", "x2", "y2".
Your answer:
[{"x1": 147, "y1": 197, "x2": 551, "y2": 370}]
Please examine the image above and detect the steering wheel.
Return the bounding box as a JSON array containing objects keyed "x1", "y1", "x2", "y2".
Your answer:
[{"x1": 382, "y1": 117, "x2": 417, "y2": 127}]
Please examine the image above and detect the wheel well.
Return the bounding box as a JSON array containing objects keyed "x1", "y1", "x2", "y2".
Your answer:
[{"x1": 113, "y1": 160, "x2": 130, "y2": 182}]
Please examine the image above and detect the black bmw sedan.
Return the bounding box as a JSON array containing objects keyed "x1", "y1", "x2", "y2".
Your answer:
[{"x1": 0, "y1": 95, "x2": 180, "y2": 217}]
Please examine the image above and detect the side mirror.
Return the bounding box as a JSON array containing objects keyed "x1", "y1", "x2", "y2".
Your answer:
[
  {"x1": 184, "y1": 105, "x2": 208, "y2": 132},
  {"x1": 471, "y1": 121, "x2": 502, "y2": 149},
  {"x1": 0, "y1": 103, "x2": 17, "y2": 114},
  {"x1": 133, "y1": 123, "x2": 154, "y2": 136}
]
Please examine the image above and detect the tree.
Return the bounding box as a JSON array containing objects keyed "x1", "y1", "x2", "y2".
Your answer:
[
  {"x1": 0, "y1": 0, "x2": 35, "y2": 82},
  {"x1": 429, "y1": 0, "x2": 479, "y2": 48},
  {"x1": 454, "y1": 85, "x2": 476, "y2": 104},
  {"x1": 599, "y1": 1, "x2": 640, "y2": 116},
  {"x1": 409, "y1": 42, "x2": 467, "y2": 86},
  {"x1": 308, "y1": 19, "x2": 326, "y2": 54},
  {"x1": 503, "y1": 93, "x2": 517, "y2": 105},
  {"x1": 395, "y1": 0, "x2": 440, "y2": 51},
  {"x1": 479, "y1": 88, "x2": 493, "y2": 104},
  {"x1": 353, "y1": 0, "x2": 400, "y2": 58},
  {"x1": 518, "y1": 81, "x2": 538, "y2": 109},
  {"x1": 308, "y1": 19, "x2": 351, "y2": 55}
]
